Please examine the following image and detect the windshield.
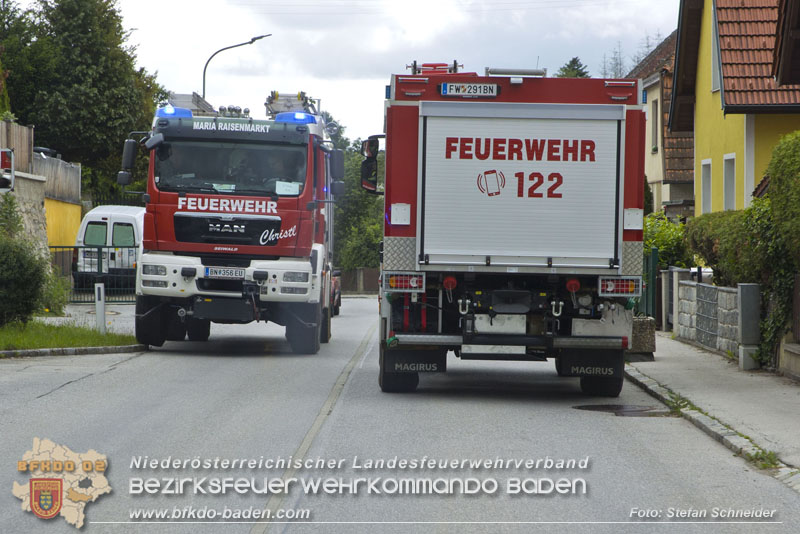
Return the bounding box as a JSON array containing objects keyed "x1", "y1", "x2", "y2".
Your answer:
[{"x1": 154, "y1": 141, "x2": 307, "y2": 196}]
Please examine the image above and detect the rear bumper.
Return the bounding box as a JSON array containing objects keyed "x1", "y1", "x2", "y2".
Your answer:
[{"x1": 392, "y1": 333, "x2": 626, "y2": 350}]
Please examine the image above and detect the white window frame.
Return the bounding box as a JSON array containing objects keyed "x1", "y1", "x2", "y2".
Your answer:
[
  {"x1": 712, "y1": 12, "x2": 721, "y2": 92},
  {"x1": 701, "y1": 159, "x2": 712, "y2": 214},
  {"x1": 723, "y1": 153, "x2": 736, "y2": 211},
  {"x1": 651, "y1": 98, "x2": 659, "y2": 152}
]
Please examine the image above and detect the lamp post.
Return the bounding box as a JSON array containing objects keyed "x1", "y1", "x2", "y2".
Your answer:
[{"x1": 202, "y1": 34, "x2": 271, "y2": 99}]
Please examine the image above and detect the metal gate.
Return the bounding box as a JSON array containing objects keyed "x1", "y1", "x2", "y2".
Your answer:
[
  {"x1": 637, "y1": 247, "x2": 659, "y2": 317},
  {"x1": 49, "y1": 246, "x2": 137, "y2": 303}
]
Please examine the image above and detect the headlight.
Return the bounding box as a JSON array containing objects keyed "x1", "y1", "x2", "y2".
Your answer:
[
  {"x1": 283, "y1": 271, "x2": 309, "y2": 283},
  {"x1": 142, "y1": 264, "x2": 167, "y2": 276}
]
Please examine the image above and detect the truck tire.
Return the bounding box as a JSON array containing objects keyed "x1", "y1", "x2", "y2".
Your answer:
[
  {"x1": 287, "y1": 303, "x2": 321, "y2": 354},
  {"x1": 555, "y1": 357, "x2": 568, "y2": 377},
  {"x1": 186, "y1": 318, "x2": 211, "y2": 341},
  {"x1": 580, "y1": 376, "x2": 624, "y2": 397},
  {"x1": 379, "y1": 347, "x2": 419, "y2": 393},
  {"x1": 135, "y1": 296, "x2": 166, "y2": 347},
  {"x1": 320, "y1": 307, "x2": 331, "y2": 344}
]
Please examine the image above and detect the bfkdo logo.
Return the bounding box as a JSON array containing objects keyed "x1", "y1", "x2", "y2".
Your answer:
[
  {"x1": 12, "y1": 438, "x2": 111, "y2": 529},
  {"x1": 30, "y1": 479, "x2": 63, "y2": 519}
]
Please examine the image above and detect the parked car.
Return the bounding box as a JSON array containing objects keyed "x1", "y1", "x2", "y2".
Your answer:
[
  {"x1": 331, "y1": 269, "x2": 341, "y2": 316},
  {"x1": 72, "y1": 205, "x2": 144, "y2": 290}
]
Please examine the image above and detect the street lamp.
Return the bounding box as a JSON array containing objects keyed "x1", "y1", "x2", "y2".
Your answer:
[{"x1": 202, "y1": 34, "x2": 271, "y2": 99}]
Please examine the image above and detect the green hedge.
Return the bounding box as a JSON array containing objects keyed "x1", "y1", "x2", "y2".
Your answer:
[
  {"x1": 643, "y1": 213, "x2": 692, "y2": 269},
  {"x1": 768, "y1": 130, "x2": 800, "y2": 268}
]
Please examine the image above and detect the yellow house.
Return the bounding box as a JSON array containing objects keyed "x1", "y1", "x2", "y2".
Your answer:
[
  {"x1": 628, "y1": 30, "x2": 695, "y2": 220},
  {"x1": 670, "y1": 0, "x2": 800, "y2": 214}
]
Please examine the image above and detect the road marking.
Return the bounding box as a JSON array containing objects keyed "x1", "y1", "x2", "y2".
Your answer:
[{"x1": 250, "y1": 322, "x2": 376, "y2": 534}]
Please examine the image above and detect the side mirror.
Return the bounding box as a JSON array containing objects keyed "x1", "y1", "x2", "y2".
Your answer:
[
  {"x1": 360, "y1": 158, "x2": 383, "y2": 195},
  {"x1": 331, "y1": 180, "x2": 345, "y2": 197},
  {"x1": 144, "y1": 132, "x2": 164, "y2": 151},
  {"x1": 120, "y1": 138, "x2": 138, "y2": 170},
  {"x1": 361, "y1": 138, "x2": 380, "y2": 158},
  {"x1": 329, "y1": 149, "x2": 344, "y2": 180},
  {"x1": 0, "y1": 149, "x2": 14, "y2": 193},
  {"x1": 117, "y1": 171, "x2": 132, "y2": 186}
]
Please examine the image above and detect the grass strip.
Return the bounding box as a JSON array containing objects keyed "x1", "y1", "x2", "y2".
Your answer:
[{"x1": 0, "y1": 322, "x2": 136, "y2": 351}]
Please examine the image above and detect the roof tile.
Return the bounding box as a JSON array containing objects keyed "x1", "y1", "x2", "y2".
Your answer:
[{"x1": 717, "y1": 0, "x2": 800, "y2": 107}]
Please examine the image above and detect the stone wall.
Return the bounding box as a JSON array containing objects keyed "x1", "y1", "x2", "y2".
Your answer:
[
  {"x1": 677, "y1": 281, "x2": 740, "y2": 355},
  {"x1": 677, "y1": 281, "x2": 697, "y2": 341},
  {"x1": 716, "y1": 287, "x2": 739, "y2": 354},
  {"x1": 9, "y1": 172, "x2": 48, "y2": 257}
]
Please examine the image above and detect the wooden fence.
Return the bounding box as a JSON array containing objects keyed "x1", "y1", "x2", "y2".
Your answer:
[
  {"x1": 34, "y1": 153, "x2": 81, "y2": 204},
  {"x1": 0, "y1": 121, "x2": 34, "y2": 172}
]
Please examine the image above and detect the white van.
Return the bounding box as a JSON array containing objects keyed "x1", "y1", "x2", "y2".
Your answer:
[{"x1": 73, "y1": 205, "x2": 145, "y2": 289}]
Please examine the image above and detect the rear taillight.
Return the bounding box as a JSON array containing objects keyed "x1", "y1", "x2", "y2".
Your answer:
[
  {"x1": 598, "y1": 276, "x2": 642, "y2": 297},
  {"x1": 383, "y1": 272, "x2": 425, "y2": 293}
]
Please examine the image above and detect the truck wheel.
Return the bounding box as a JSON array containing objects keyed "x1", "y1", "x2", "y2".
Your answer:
[
  {"x1": 580, "y1": 377, "x2": 624, "y2": 397},
  {"x1": 135, "y1": 296, "x2": 166, "y2": 347},
  {"x1": 379, "y1": 348, "x2": 419, "y2": 393},
  {"x1": 288, "y1": 303, "x2": 321, "y2": 354},
  {"x1": 320, "y1": 307, "x2": 331, "y2": 343},
  {"x1": 186, "y1": 318, "x2": 211, "y2": 341}
]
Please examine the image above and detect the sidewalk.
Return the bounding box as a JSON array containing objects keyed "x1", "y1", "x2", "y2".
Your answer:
[
  {"x1": 627, "y1": 332, "x2": 800, "y2": 469},
  {"x1": 37, "y1": 303, "x2": 136, "y2": 335}
]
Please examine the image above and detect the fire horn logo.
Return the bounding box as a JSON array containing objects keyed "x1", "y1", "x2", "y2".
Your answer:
[{"x1": 477, "y1": 170, "x2": 505, "y2": 196}]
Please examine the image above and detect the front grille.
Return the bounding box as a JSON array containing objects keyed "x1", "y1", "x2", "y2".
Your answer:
[
  {"x1": 174, "y1": 214, "x2": 283, "y2": 247},
  {"x1": 200, "y1": 255, "x2": 252, "y2": 267},
  {"x1": 197, "y1": 279, "x2": 244, "y2": 292}
]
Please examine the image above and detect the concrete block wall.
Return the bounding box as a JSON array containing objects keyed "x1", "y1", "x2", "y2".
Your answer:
[
  {"x1": 716, "y1": 287, "x2": 739, "y2": 355},
  {"x1": 678, "y1": 281, "x2": 697, "y2": 341},
  {"x1": 677, "y1": 279, "x2": 748, "y2": 356}
]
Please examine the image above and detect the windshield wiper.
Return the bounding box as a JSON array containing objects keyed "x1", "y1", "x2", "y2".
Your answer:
[
  {"x1": 159, "y1": 183, "x2": 219, "y2": 194},
  {"x1": 232, "y1": 189, "x2": 280, "y2": 200}
]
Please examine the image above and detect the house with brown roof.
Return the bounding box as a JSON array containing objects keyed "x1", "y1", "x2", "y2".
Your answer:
[
  {"x1": 669, "y1": 0, "x2": 800, "y2": 215},
  {"x1": 627, "y1": 30, "x2": 694, "y2": 219}
]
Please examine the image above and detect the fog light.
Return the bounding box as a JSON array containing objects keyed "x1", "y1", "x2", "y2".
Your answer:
[
  {"x1": 281, "y1": 287, "x2": 308, "y2": 294},
  {"x1": 142, "y1": 280, "x2": 168, "y2": 288},
  {"x1": 143, "y1": 264, "x2": 167, "y2": 276}
]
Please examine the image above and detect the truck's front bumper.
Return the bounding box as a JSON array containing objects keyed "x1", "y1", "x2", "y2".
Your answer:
[{"x1": 137, "y1": 252, "x2": 315, "y2": 303}]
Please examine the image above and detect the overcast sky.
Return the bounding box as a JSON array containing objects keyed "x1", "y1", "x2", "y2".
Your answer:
[{"x1": 116, "y1": 0, "x2": 680, "y2": 141}]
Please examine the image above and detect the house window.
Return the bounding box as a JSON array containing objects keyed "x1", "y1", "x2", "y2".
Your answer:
[
  {"x1": 701, "y1": 160, "x2": 712, "y2": 213},
  {"x1": 724, "y1": 154, "x2": 736, "y2": 210},
  {"x1": 651, "y1": 99, "x2": 659, "y2": 152}
]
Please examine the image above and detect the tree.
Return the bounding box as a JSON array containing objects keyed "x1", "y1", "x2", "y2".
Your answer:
[
  {"x1": 601, "y1": 41, "x2": 627, "y2": 78},
  {"x1": 555, "y1": 57, "x2": 589, "y2": 78},
  {"x1": 1, "y1": 0, "x2": 166, "y2": 195}
]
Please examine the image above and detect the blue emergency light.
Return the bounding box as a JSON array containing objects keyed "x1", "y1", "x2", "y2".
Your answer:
[
  {"x1": 155, "y1": 105, "x2": 193, "y2": 118},
  {"x1": 274, "y1": 112, "x2": 317, "y2": 124}
]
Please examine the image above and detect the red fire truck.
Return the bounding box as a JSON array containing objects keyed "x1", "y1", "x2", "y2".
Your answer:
[
  {"x1": 362, "y1": 62, "x2": 645, "y2": 396},
  {"x1": 118, "y1": 92, "x2": 344, "y2": 353}
]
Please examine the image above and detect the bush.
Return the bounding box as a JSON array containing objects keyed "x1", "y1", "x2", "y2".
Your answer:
[
  {"x1": 37, "y1": 265, "x2": 71, "y2": 315},
  {"x1": 643, "y1": 213, "x2": 692, "y2": 269},
  {"x1": 767, "y1": 130, "x2": 800, "y2": 268},
  {"x1": 0, "y1": 236, "x2": 47, "y2": 326}
]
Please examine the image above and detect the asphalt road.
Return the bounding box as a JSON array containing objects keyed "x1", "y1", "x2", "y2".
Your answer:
[{"x1": 1, "y1": 297, "x2": 798, "y2": 533}]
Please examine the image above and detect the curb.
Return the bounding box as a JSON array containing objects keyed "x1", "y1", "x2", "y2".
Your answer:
[
  {"x1": 625, "y1": 365, "x2": 800, "y2": 494},
  {"x1": 0, "y1": 344, "x2": 147, "y2": 359}
]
